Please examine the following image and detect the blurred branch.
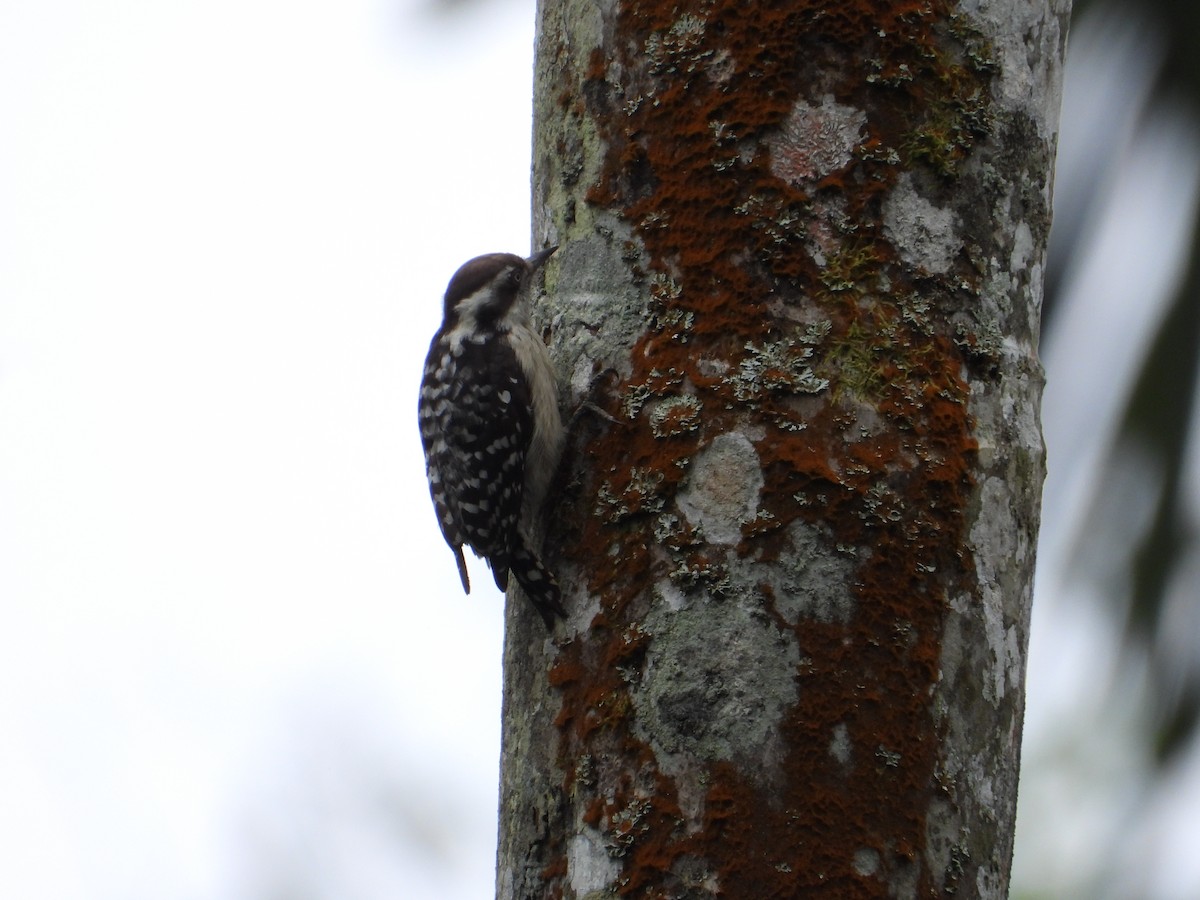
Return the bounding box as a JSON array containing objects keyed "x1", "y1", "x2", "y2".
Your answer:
[{"x1": 1051, "y1": 0, "x2": 1200, "y2": 765}]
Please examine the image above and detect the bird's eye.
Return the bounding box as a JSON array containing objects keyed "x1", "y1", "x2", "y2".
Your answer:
[{"x1": 507, "y1": 269, "x2": 522, "y2": 288}]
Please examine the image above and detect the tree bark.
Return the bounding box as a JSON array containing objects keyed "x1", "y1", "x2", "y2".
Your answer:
[{"x1": 499, "y1": 0, "x2": 1067, "y2": 897}]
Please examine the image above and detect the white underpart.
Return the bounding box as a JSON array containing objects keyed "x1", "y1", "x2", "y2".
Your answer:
[{"x1": 506, "y1": 314, "x2": 564, "y2": 528}]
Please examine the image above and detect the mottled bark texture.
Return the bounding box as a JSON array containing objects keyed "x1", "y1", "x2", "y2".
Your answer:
[{"x1": 498, "y1": 0, "x2": 1067, "y2": 897}]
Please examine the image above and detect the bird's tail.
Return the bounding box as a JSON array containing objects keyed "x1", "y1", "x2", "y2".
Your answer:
[
  {"x1": 509, "y1": 543, "x2": 566, "y2": 629},
  {"x1": 454, "y1": 545, "x2": 471, "y2": 594}
]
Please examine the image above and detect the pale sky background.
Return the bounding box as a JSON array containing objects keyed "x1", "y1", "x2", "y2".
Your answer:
[
  {"x1": 2, "y1": 2, "x2": 1200, "y2": 899},
  {"x1": 1, "y1": 2, "x2": 528, "y2": 897}
]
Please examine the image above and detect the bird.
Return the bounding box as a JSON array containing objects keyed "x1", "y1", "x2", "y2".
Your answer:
[{"x1": 417, "y1": 248, "x2": 567, "y2": 628}]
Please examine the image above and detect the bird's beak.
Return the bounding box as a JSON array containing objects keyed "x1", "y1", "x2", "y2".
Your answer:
[{"x1": 526, "y1": 245, "x2": 558, "y2": 271}]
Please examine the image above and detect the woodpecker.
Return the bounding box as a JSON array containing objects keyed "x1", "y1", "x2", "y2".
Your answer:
[{"x1": 418, "y1": 248, "x2": 566, "y2": 628}]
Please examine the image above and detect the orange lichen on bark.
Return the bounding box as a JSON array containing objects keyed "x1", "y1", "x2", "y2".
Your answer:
[{"x1": 540, "y1": 0, "x2": 998, "y2": 894}]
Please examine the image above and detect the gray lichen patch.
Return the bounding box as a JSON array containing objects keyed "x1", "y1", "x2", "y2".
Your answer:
[
  {"x1": 767, "y1": 95, "x2": 868, "y2": 185},
  {"x1": 853, "y1": 847, "x2": 881, "y2": 878},
  {"x1": 727, "y1": 340, "x2": 829, "y2": 402},
  {"x1": 748, "y1": 519, "x2": 860, "y2": 625},
  {"x1": 676, "y1": 432, "x2": 763, "y2": 545},
  {"x1": 957, "y1": 0, "x2": 1067, "y2": 134},
  {"x1": 1009, "y1": 219, "x2": 1034, "y2": 275},
  {"x1": 966, "y1": 476, "x2": 1028, "y2": 704},
  {"x1": 546, "y1": 226, "x2": 651, "y2": 397},
  {"x1": 567, "y1": 826, "x2": 622, "y2": 895},
  {"x1": 923, "y1": 797, "x2": 978, "y2": 896},
  {"x1": 829, "y1": 722, "x2": 853, "y2": 768},
  {"x1": 649, "y1": 394, "x2": 703, "y2": 437},
  {"x1": 882, "y1": 174, "x2": 963, "y2": 275},
  {"x1": 633, "y1": 600, "x2": 800, "y2": 766}
]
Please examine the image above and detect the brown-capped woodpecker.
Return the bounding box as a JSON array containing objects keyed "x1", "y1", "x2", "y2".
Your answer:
[{"x1": 417, "y1": 248, "x2": 566, "y2": 628}]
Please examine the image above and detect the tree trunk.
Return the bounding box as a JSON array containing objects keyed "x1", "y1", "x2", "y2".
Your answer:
[{"x1": 498, "y1": 0, "x2": 1067, "y2": 897}]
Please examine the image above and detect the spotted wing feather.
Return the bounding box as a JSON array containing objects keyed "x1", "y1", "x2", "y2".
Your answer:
[{"x1": 419, "y1": 332, "x2": 532, "y2": 591}]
